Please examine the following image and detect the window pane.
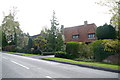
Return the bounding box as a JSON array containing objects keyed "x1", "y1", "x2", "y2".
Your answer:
[
  {"x1": 88, "y1": 33, "x2": 95, "y2": 39},
  {"x1": 72, "y1": 34, "x2": 79, "y2": 39}
]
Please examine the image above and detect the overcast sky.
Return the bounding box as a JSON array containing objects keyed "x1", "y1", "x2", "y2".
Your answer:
[{"x1": 0, "y1": 0, "x2": 112, "y2": 36}]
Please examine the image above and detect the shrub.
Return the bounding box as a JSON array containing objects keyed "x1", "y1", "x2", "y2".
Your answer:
[
  {"x1": 33, "y1": 49, "x2": 42, "y2": 55},
  {"x1": 55, "y1": 51, "x2": 67, "y2": 58},
  {"x1": 103, "y1": 39, "x2": 120, "y2": 54},
  {"x1": 66, "y1": 42, "x2": 79, "y2": 59},
  {"x1": 90, "y1": 40, "x2": 114, "y2": 62},
  {"x1": 79, "y1": 42, "x2": 93, "y2": 59},
  {"x1": 42, "y1": 52, "x2": 55, "y2": 55},
  {"x1": 3, "y1": 45, "x2": 16, "y2": 52},
  {"x1": 90, "y1": 40, "x2": 105, "y2": 62}
]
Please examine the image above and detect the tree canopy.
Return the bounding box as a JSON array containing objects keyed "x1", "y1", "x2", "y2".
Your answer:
[
  {"x1": 33, "y1": 36, "x2": 47, "y2": 51},
  {"x1": 96, "y1": 24, "x2": 116, "y2": 39},
  {"x1": 46, "y1": 11, "x2": 64, "y2": 52},
  {"x1": 96, "y1": 0, "x2": 120, "y2": 40},
  {"x1": 1, "y1": 9, "x2": 29, "y2": 51}
]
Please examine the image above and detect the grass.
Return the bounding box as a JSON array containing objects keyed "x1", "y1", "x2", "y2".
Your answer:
[
  {"x1": 42, "y1": 57, "x2": 120, "y2": 70},
  {"x1": 2, "y1": 51, "x2": 41, "y2": 56},
  {"x1": 74, "y1": 58, "x2": 94, "y2": 62}
]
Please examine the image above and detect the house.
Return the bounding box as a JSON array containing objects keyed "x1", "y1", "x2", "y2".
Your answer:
[
  {"x1": 64, "y1": 21, "x2": 97, "y2": 43},
  {"x1": 31, "y1": 34, "x2": 41, "y2": 39},
  {"x1": 31, "y1": 33, "x2": 46, "y2": 39}
]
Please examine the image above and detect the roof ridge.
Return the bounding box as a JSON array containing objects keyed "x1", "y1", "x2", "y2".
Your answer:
[{"x1": 65, "y1": 23, "x2": 95, "y2": 29}]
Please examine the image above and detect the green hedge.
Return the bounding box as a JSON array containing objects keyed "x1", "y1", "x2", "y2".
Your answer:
[
  {"x1": 91, "y1": 40, "x2": 106, "y2": 61},
  {"x1": 55, "y1": 51, "x2": 67, "y2": 58},
  {"x1": 42, "y1": 52, "x2": 55, "y2": 55},
  {"x1": 90, "y1": 39, "x2": 118, "y2": 62},
  {"x1": 79, "y1": 42, "x2": 93, "y2": 58},
  {"x1": 32, "y1": 49, "x2": 42, "y2": 54},
  {"x1": 66, "y1": 42, "x2": 79, "y2": 59},
  {"x1": 65, "y1": 39, "x2": 119, "y2": 62}
]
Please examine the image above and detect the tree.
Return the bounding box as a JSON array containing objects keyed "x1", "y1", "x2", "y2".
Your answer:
[
  {"x1": 96, "y1": 0, "x2": 120, "y2": 40},
  {"x1": 47, "y1": 11, "x2": 64, "y2": 52},
  {"x1": 33, "y1": 36, "x2": 47, "y2": 51},
  {"x1": 96, "y1": 24, "x2": 116, "y2": 39},
  {"x1": 2, "y1": 32, "x2": 8, "y2": 48},
  {"x1": 27, "y1": 37, "x2": 33, "y2": 49},
  {"x1": 47, "y1": 11, "x2": 59, "y2": 51},
  {"x1": 1, "y1": 8, "x2": 29, "y2": 51},
  {"x1": 2, "y1": 13, "x2": 20, "y2": 44},
  {"x1": 56, "y1": 26, "x2": 64, "y2": 51}
]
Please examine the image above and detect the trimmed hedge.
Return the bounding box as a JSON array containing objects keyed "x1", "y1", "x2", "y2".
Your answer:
[
  {"x1": 66, "y1": 42, "x2": 79, "y2": 59},
  {"x1": 32, "y1": 49, "x2": 42, "y2": 54},
  {"x1": 42, "y1": 52, "x2": 55, "y2": 55},
  {"x1": 65, "y1": 39, "x2": 119, "y2": 62},
  {"x1": 55, "y1": 51, "x2": 66, "y2": 58}
]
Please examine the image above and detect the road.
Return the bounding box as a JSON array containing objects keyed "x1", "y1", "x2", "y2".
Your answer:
[{"x1": 1, "y1": 52, "x2": 119, "y2": 79}]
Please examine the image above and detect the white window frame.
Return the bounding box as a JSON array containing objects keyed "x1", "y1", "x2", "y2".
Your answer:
[
  {"x1": 88, "y1": 33, "x2": 95, "y2": 39},
  {"x1": 72, "y1": 34, "x2": 79, "y2": 39}
]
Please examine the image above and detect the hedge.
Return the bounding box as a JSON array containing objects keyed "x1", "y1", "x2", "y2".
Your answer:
[
  {"x1": 55, "y1": 51, "x2": 67, "y2": 58},
  {"x1": 42, "y1": 52, "x2": 55, "y2": 55},
  {"x1": 90, "y1": 39, "x2": 119, "y2": 62},
  {"x1": 66, "y1": 42, "x2": 80, "y2": 59}
]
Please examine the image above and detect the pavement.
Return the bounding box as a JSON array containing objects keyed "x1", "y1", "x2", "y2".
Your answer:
[{"x1": 1, "y1": 52, "x2": 119, "y2": 79}]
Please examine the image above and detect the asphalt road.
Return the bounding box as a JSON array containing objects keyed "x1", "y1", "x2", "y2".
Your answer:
[{"x1": 1, "y1": 52, "x2": 119, "y2": 78}]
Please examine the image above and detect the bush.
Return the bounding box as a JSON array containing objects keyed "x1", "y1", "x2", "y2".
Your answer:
[
  {"x1": 42, "y1": 52, "x2": 55, "y2": 55},
  {"x1": 33, "y1": 49, "x2": 42, "y2": 55},
  {"x1": 79, "y1": 42, "x2": 93, "y2": 59},
  {"x1": 103, "y1": 39, "x2": 120, "y2": 54},
  {"x1": 66, "y1": 42, "x2": 79, "y2": 59},
  {"x1": 3, "y1": 45, "x2": 16, "y2": 52},
  {"x1": 90, "y1": 40, "x2": 114, "y2": 62},
  {"x1": 55, "y1": 51, "x2": 67, "y2": 58}
]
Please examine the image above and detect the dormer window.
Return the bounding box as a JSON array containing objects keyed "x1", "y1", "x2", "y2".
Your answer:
[
  {"x1": 72, "y1": 34, "x2": 79, "y2": 39},
  {"x1": 88, "y1": 33, "x2": 95, "y2": 39}
]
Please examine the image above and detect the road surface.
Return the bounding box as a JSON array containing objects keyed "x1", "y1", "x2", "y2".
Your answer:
[{"x1": 1, "y1": 52, "x2": 119, "y2": 79}]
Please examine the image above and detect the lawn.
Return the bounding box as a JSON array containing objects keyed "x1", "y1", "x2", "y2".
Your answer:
[
  {"x1": 2, "y1": 51, "x2": 41, "y2": 56},
  {"x1": 42, "y1": 57, "x2": 120, "y2": 70}
]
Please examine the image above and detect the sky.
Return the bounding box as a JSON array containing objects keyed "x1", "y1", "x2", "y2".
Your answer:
[{"x1": 0, "y1": 0, "x2": 112, "y2": 36}]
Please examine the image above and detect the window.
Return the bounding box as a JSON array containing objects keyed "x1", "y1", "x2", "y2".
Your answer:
[
  {"x1": 72, "y1": 34, "x2": 79, "y2": 39},
  {"x1": 88, "y1": 33, "x2": 95, "y2": 39}
]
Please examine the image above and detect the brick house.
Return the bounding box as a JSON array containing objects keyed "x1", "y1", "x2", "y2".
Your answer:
[{"x1": 64, "y1": 21, "x2": 97, "y2": 43}]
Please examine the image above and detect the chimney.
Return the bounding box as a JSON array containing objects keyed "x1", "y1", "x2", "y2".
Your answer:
[
  {"x1": 61, "y1": 25, "x2": 65, "y2": 41},
  {"x1": 84, "y1": 21, "x2": 88, "y2": 26},
  {"x1": 61, "y1": 25, "x2": 64, "y2": 34}
]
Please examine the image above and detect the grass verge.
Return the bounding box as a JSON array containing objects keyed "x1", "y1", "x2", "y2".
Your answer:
[
  {"x1": 42, "y1": 57, "x2": 120, "y2": 70},
  {"x1": 2, "y1": 51, "x2": 41, "y2": 56}
]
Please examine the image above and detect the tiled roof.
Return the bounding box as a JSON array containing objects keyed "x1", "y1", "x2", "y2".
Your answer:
[
  {"x1": 64, "y1": 23, "x2": 97, "y2": 43},
  {"x1": 31, "y1": 34, "x2": 41, "y2": 39}
]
